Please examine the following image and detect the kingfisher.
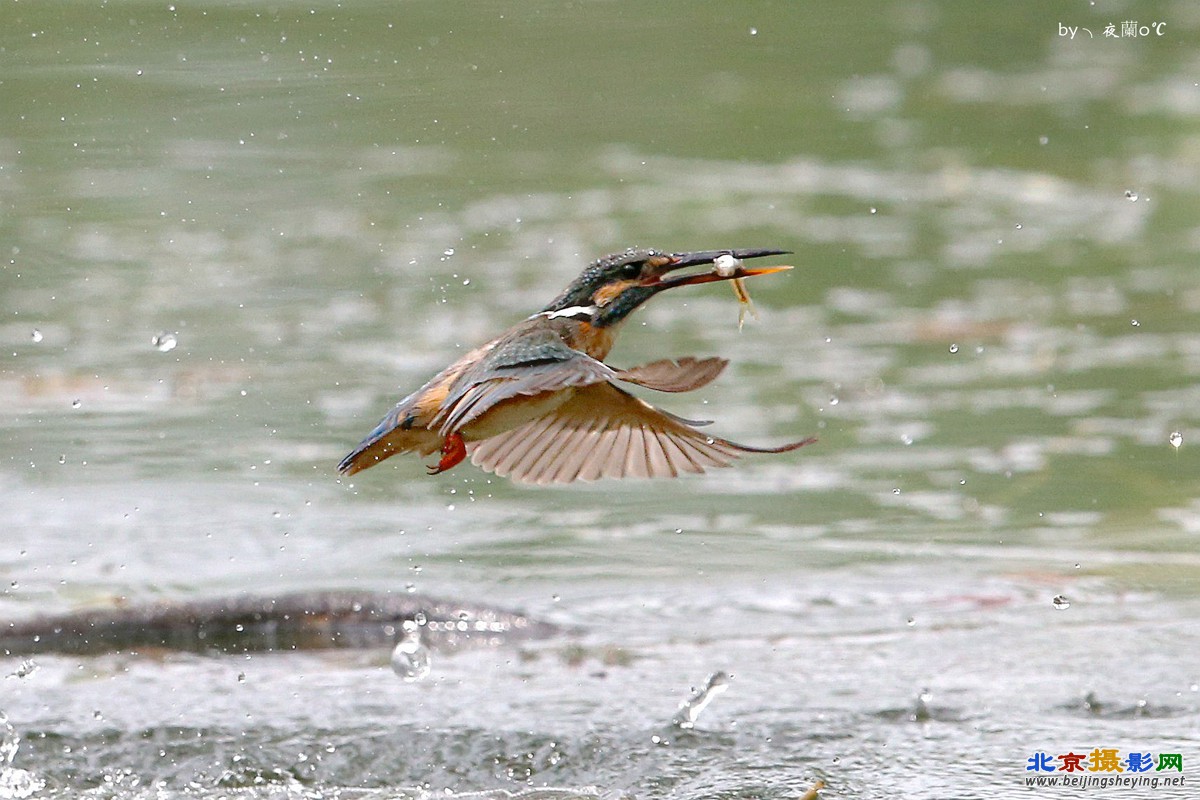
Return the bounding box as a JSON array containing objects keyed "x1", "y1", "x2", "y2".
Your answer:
[{"x1": 338, "y1": 247, "x2": 814, "y2": 485}]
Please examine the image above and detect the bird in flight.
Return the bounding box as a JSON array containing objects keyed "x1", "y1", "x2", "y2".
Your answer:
[{"x1": 338, "y1": 247, "x2": 814, "y2": 485}]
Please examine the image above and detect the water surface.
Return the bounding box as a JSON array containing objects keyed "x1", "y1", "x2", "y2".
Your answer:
[{"x1": 2, "y1": 2, "x2": 1199, "y2": 798}]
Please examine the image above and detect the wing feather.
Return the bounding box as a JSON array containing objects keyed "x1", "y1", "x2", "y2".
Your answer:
[
  {"x1": 577, "y1": 422, "x2": 617, "y2": 482},
  {"x1": 523, "y1": 420, "x2": 578, "y2": 484},
  {"x1": 544, "y1": 416, "x2": 603, "y2": 484},
  {"x1": 655, "y1": 432, "x2": 694, "y2": 475},
  {"x1": 623, "y1": 425, "x2": 650, "y2": 479},
  {"x1": 604, "y1": 426, "x2": 634, "y2": 480},
  {"x1": 643, "y1": 423, "x2": 676, "y2": 478},
  {"x1": 616, "y1": 357, "x2": 728, "y2": 393},
  {"x1": 500, "y1": 414, "x2": 559, "y2": 476},
  {"x1": 560, "y1": 416, "x2": 606, "y2": 483},
  {"x1": 468, "y1": 383, "x2": 814, "y2": 485}
]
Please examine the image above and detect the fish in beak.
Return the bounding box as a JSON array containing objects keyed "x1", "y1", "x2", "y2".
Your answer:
[{"x1": 646, "y1": 248, "x2": 793, "y2": 291}]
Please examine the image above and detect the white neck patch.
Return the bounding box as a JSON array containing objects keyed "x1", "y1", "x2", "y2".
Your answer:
[{"x1": 536, "y1": 305, "x2": 598, "y2": 321}]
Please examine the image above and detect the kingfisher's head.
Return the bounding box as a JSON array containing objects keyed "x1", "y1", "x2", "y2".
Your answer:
[{"x1": 540, "y1": 247, "x2": 792, "y2": 327}]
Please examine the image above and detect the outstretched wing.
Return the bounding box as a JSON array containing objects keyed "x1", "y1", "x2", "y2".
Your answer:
[
  {"x1": 615, "y1": 356, "x2": 727, "y2": 393},
  {"x1": 432, "y1": 327, "x2": 617, "y2": 435},
  {"x1": 467, "y1": 382, "x2": 814, "y2": 485}
]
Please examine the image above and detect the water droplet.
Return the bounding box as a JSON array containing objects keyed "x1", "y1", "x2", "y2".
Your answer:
[
  {"x1": 30, "y1": 329, "x2": 42, "y2": 343},
  {"x1": 948, "y1": 343, "x2": 959, "y2": 354},
  {"x1": 391, "y1": 619, "x2": 432, "y2": 681},
  {"x1": 237, "y1": 672, "x2": 246, "y2": 683},
  {"x1": 1038, "y1": 135, "x2": 1049, "y2": 145},
  {"x1": 152, "y1": 332, "x2": 178, "y2": 352},
  {"x1": 1169, "y1": 431, "x2": 1182, "y2": 449},
  {"x1": 1131, "y1": 319, "x2": 1140, "y2": 327},
  {"x1": 869, "y1": 207, "x2": 877, "y2": 214},
  {"x1": 900, "y1": 434, "x2": 913, "y2": 446},
  {"x1": 1052, "y1": 594, "x2": 1070, "y2": 610},
  {"x1": 71, "y1": 399, "x2": 81, "y2": 409},
  {"x1": 892, "y1": 487, "x2": 901, "y2": 495},
  {"x1": 1014, "y1": 223, "x2": 1023, "y2": 230},
  {"x1": 443, "y1": 248, "x2": 455, "y2": 256},
  {"x1": 57, "y1": 455, "x2": 65, "y2": 464},
  {"x1": 828, "y1": 395, "x2": 839, "y2": 406},
  {"x1": 1124, "y1": 190, "x2": 1139, "y2": 201},
  {"x1": 749, "y1": 27, "x2": 758, "y2": 36},
  {"x1": 906, "y1": 617, "x2": 915, "y2": 627}
]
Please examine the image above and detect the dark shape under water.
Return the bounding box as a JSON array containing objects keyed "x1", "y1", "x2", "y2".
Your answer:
[{"x1": 0, "y1": 591, "x2": 559, "y2": 657}]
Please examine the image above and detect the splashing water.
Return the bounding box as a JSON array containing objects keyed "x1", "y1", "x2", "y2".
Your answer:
[
  {"x1": 5, "y1": 662, "x2": 36, "y2": 680},
  {"x1": 0, "y1": 714, "x2": 16, "y2": 769},
  {"x1": 390, "y1": 614, "x2": 432, "y2": 682},
  {"x1": 671, "y1": 671, "x2": 731, "y2": 729},
  {"x1": 0, "y1": 712, "x2": 46, "y2": 799},
  {"x1": 911, "y1": 689, "x2": 933, "y2": 722}
]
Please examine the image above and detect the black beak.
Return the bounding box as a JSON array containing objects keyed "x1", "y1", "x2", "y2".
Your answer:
[
  {"x1": 649, "y1": 248, "x2": 793, "y2": 291},
  {"x1": 665, "y1": 248, "x2": 791, "y2": 270}
]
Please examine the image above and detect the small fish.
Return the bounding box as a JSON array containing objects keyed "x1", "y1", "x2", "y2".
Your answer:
[{"x1": 714, "y1": 253, "x2": 760, "y2": 331}]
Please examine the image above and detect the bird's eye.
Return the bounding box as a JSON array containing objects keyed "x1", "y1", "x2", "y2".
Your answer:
[{"x1": 620, "y1": 263, "x2": 642, "y2": 279}]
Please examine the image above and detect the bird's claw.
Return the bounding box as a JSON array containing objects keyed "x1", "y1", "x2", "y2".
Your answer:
[{"x1": 426, "y1": 433, "x2": 466, "y2": 475}]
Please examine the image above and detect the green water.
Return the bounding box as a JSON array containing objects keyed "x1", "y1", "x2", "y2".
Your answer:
[{"x1": 2, "y1": 2, "x2": 1198, "y2": 798}]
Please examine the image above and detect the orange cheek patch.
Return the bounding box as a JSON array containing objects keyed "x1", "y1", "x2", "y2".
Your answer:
[{"x1": 593, "y1": 279, "x2": 638, "y2": 307}]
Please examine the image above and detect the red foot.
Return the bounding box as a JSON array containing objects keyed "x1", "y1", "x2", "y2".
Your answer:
[{"x1": 427, "y1": 433, "x2": 466, "y2": 475}]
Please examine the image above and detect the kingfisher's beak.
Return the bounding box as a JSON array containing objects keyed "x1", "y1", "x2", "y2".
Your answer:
[{"x1": 646, "y1": 248, "x2": 793, "y2": 291}]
